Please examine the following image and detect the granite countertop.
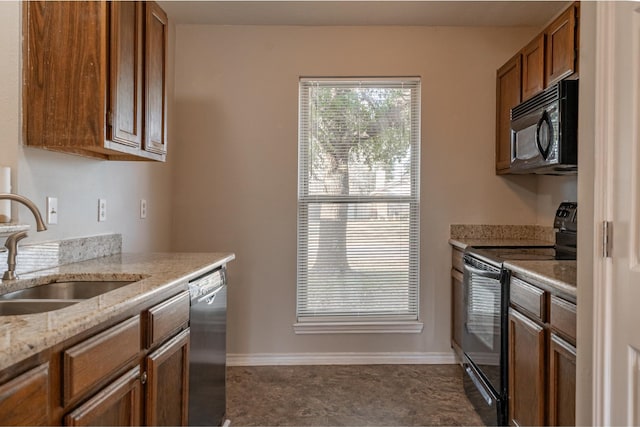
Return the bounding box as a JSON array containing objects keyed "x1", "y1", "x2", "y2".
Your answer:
[
  {"x1": 504, "y1": 259, "x2": 576, "y2": 299},
  {"x1": 0, "y1": 252, "x2": 234, "y2": 372}
]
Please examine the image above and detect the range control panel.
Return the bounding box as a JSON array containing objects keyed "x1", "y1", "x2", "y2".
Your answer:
[{"x1": 554, "y1": 202, "x2": 577, "y2": 232}]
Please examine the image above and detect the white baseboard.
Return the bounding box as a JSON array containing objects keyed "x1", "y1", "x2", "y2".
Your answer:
[{"x1": 227, "y1": 351, "x2": 457, "y2": 366}]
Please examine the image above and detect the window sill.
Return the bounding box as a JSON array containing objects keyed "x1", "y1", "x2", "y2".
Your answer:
[{"x1": 293, "y1": 320, "x2": 424, "y2": 334}]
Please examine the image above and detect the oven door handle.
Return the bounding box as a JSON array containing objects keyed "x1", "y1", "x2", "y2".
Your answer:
[{"x1": 463, "y1": 263, "x2": 502, "y2": 280}]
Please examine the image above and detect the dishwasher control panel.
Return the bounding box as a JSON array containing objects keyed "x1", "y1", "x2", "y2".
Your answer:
[{"x1": 188, "y1": 267, "x2": 226, "y2": 299}]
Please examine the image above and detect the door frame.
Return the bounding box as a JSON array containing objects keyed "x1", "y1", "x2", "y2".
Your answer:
[{"x1": 589, "y1": 1, "x2": 631, "y2": 425}]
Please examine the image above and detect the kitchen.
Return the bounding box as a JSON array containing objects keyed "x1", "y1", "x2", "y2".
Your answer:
[{"x1": 0, "y1": 1, "x2": 636, "y2": 426}]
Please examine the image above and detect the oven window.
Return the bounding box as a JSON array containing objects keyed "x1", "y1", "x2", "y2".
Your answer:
[{"x1": 467, "y1": 274, "x2": 501, "y2": 350}]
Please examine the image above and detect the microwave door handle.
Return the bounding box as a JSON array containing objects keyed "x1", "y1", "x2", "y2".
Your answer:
[
  {"x1": 463, "y1": 263, "x2": 502, "y2": 280},
  {"x1": 536, "y1": 111, "x2": 552, "y2": 159}
]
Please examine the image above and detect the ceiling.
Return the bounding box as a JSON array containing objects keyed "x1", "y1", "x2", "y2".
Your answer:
[{"x1": 158, "y1": 1, "x2": 570, "y2": 27}]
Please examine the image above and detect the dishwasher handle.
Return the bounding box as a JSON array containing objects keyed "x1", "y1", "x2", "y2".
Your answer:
[
  {"x1": 463, "y1": 263, "x2": 502, "y2": 280},
  {"x1": 197, "y1": 284, "x2": 226, "y2": 305}
]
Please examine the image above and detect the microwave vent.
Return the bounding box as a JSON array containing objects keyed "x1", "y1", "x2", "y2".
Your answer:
[{"x1": 511, "y1": 83, "x2": 560, "y2": 121}]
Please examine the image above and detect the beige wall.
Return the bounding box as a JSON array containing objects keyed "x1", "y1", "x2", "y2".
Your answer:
[
  {"x1": 169, "y1": 24, "x2": 574, "y2": 357},
  {"x1": 0, "y1": 2, "x2": 175, "y2": 253},
  {"x1": 537, "y1": 175, "x2": 577, "y2": 224}
]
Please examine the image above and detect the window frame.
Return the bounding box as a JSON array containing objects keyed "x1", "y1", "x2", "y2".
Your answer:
[{"x1": 295, "y1": 77, "x2": 422, "y2": 334}]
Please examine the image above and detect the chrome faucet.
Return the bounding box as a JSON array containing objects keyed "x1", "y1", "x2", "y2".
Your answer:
[{"x1": 0, "y1": 193, "x2": 47, "y2": 280}]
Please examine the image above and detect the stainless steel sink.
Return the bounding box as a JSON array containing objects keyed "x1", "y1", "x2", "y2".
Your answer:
[
  {"x1": 0, "y1": 281, "x2": 135, "y2": 300},
  {"x1": 0, "y1": 300, "x2": 78, "y2": 316}
]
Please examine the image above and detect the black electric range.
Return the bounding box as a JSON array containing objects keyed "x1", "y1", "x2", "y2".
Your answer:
[{"x1": 461, "y1": 202, "x2": 577, "y2": 426}]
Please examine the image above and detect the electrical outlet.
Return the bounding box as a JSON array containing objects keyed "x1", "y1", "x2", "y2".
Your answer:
[
  {"x1": 46, "y1": 197, "x2": 58, "y2": 225},
  {"x1": 140, "y1": 199, "x2": 147, "y2": 219},
  {"x1": 98, "y1": 199, "x2": 107, "y2": 222}
]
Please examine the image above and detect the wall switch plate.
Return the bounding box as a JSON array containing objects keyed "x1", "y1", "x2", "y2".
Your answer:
[
  {"x1": 98, "y1": 199, "x2": 107, "y2": 222},
  {"x1": 140, "y1": 199, "x2": 147, "y2": 219},
  {"x1": 46, "y1": 197, "x2": 58, "y2": 225}
]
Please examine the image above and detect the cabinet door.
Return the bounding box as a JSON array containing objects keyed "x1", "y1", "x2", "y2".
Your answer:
[
  {"x1": 65, "y1": 367, "x2": 142, "y2": 426},
  {"x1": 508, "y1": 308, "x2": 545, "y2": 427},
  {"x1": 0, "y1": 363, "x2": 49, "y2": 426},
  {"x1": 145, "y1": 328, "x2": 190, "y2": 426},
  {"x1": 108, "y1": 1, "x2": 143, "y2": 149},
  {"x1": 548, "y1": 334, "x2": 576, "y2": 426},
  {"x1": 522, "y1": 34, "x2": 545, "y2": 101},
  {"x1": 545, "y1": 5, "x2": 577, "y2": 86},
  {"x1": 143, "y1": 2, "x2": 168, "y2": 155},
  {"x1": 23, "y1": 1, "x2": 108, "y2": 151},
  {"x1": 451, "y1": 268, "x2": 463, "y2": 359},
  {"x1": 495, "y1": 53, "x2": 521, "y2": 174}
]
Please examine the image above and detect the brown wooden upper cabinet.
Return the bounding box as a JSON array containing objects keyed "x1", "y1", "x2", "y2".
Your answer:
[
  {"x1": 495, "y1": 2, "x2": 579, "y2": 174},
  {"x1": 546, "y1": 4, "x2": 579, "y2": 87},
  {"x1": 495, "y1": 53, "x2": 521, "y2": 174},
  {"x1": 522, "y1": 34, "x2": 546, "y2": 101},
  {"x1": 23, "y1": 1, "x2": 168, "y2": 161}
]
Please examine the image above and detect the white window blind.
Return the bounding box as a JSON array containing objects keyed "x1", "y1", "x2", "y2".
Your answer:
[{"x1": 297, "y1": 78, "x2": 421, "y2": 322}]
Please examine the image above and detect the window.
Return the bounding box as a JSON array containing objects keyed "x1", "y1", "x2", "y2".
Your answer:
[{"x1": 296, "y1": 78, "x2": 421, "y2": 332}]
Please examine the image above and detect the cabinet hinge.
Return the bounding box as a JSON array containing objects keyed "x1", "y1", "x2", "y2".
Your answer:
[
  {"x1": 107, "y1": 111, "x2": 113, "y2": 127},
  {"x1": 602, "y1": 220, "x2": 613, "y2": 258}
]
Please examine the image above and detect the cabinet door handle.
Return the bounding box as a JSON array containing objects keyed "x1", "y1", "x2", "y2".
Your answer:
[{"x1": 141, "y1": 371, "x2": 148, "y2": 385}]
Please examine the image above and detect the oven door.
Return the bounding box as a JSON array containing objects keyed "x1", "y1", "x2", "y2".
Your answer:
[{"x1": 462, "y1": 258, "x2": 504, "y2": 394}]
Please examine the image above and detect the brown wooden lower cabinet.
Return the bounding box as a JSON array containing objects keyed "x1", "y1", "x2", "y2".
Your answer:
[
  {"x1": 65, "y1": 367, "x2": 142, "y2": 426},
  {"x1": 548, "y1": 334, "x2": 576, "y2": 426},
  {"x1": 145, "y1": 328, "x2": 190, "y2": 426},
  {"x1": 0, "y1": 363, "x2": 50, "y2": 426},
  {"x1": 508, "y1": 272, "x2": 577, "y2": 426},
  {"x1": 0, "y1": 289, "x2": 192, "y2": 426},
  {"x1": 508, "y1": 308, "x2": 546, "y2": 427}
]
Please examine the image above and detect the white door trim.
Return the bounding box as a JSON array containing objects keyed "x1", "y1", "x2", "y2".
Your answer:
[{"x1": 592, "y1": 2, "x2": 619, "y2": 425}]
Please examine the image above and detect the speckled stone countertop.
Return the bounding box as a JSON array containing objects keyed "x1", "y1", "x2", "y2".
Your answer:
[
  {"x1": 504, "y1": 260, "x2": 576, "y2": 300},
  {"x1": 450, "y1": 224, "x2": 554, "y2": 241},
  {"x1": 449, "y1": 224, "x2": 555, "y2": 250},
  {"x1": 0, "y1": 252, "x2": 234, "y2": 372}
]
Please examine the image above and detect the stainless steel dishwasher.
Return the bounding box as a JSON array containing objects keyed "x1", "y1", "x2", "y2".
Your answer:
[{"x1": 188, "y1": 266, "x2": 227, "y2": 426}]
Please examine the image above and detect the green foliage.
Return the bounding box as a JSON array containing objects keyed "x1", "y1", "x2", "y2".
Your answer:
[{"x1": 309, "y1": 86, "x2": 412, "y2": 177}]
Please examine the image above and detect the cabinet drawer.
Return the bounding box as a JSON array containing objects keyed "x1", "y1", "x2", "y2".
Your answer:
[
  {"x1": 550, "y1": 295, "x2": 577, "y2": 344},
  {"x1": 452, "y1": 248, "x2": 464, "y2": 272},
  {"x1": 510, "y1": 276, "x2": 546, "y2": 322},
  {"x1": 64, "y1": 316, "x2": 141, "y2": 404},
  {"x1": 146, "y1": 291, "x2": 190, "y2": 348}
]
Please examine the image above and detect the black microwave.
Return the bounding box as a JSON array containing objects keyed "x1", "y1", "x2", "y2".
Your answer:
[{"x1": 510, "y1": 79, "x2": 578, "y2": 174}]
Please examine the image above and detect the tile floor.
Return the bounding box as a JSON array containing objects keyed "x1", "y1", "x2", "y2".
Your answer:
[{"x1": 226, "y1": 364, "x2": 484, "y2": 426}]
